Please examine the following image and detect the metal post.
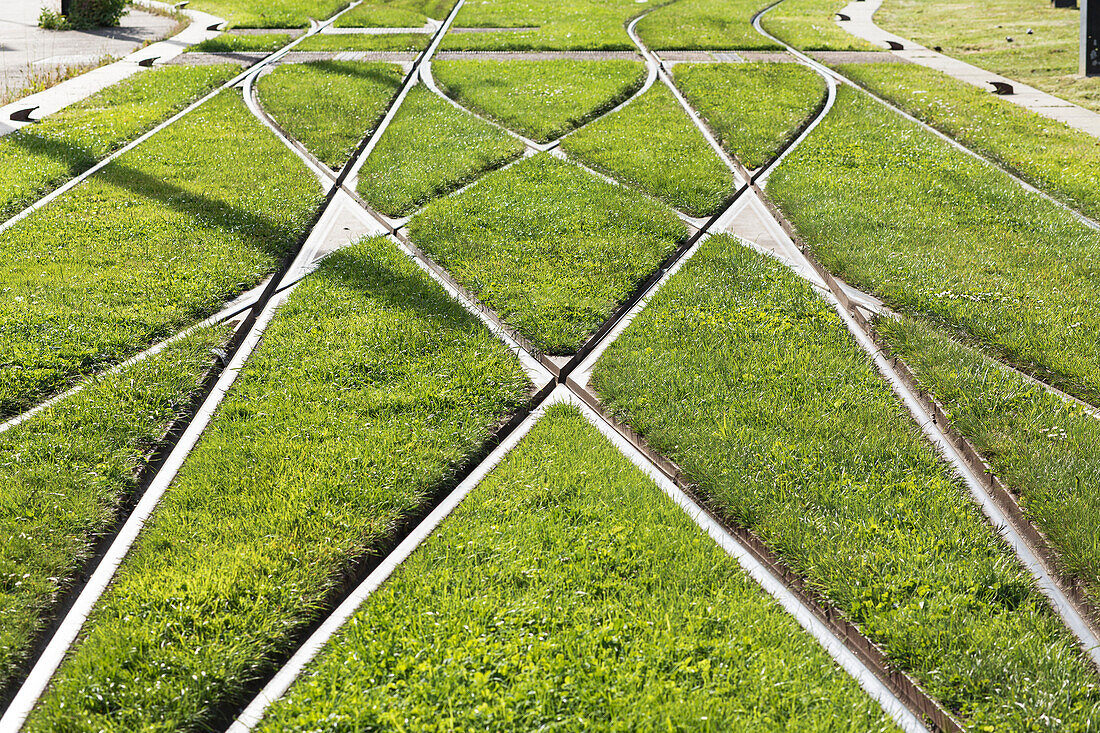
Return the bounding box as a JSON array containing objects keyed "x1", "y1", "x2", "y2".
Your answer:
[
  {"x1": 1085, "y1": 0, "x2": 1100, "y2": 76},
  {"x1": 60, "y1": 0, "x2": 71, "y2": 16}
]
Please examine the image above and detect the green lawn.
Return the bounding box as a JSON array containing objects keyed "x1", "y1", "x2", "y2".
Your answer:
[
  {"x1": 432, "y1": 59, "x2": 646, "y2": 143},
  {"x1": 837, "y1": 61, "x2": 1100, "y2": 222},
  {"x1": 356, "y1": 86, "x2": 524, "y2": 216},
  {"x1": 636, "y1": 0, "x2": 781, "y2": 51},
  {"x1": 767, "y1": 86, "x2": 1100, "y2": 405},
  {"x1": 877, "y1": 0, "x2": 1100, "y2": 113},
  {"x1": 186, "y1": 33, "x2": 292, "y2": 52},
  {"x1": 253, "y1": 404, "x2": 898, "y2": 732},
  {"x1": 0, "y1": 64, "x2": 239, "y2": 223},
  {"x1": 24, "y1": 236, "x2": 531, "y2": 732},
  {"x1": 881, "y1": 315, "x2": 1100, "y2": 609},
  {"x1": 256, "y1": 61, "x2": 405, "y2": 169},
  {"x1": 295, "y1": 32, "x2": 430, "y2": 51},
  {"x1": 408, "y1": 153, "x2": 687, "y2": 354},
  {"x1": 0, "y1": 326, "x2": 228, "y2": 694},
  {"x1": 333, "y1": 0, "x2": 451, "y2": 27},
  {"x1": 0, "y1": 91, "x2": 324, "y2": 419},
  {"x1": 561, "y1": 84, "x2": 736, "y2": 217},
  {"x1": 760, "y1": 0, "x2": 879, "y2": 51},
  {"x1": 592, "y1": 233, "x2": 1100, "y2": 729},
  {"x1": 188, "y1": 0, "x2": 348, "y2": 28},
  {"x1": 441, "y1": 0, "x2": 648, "y2": 51},
  {"x1": 672, "y1": 62, "x2": 826, "y2": 169}
]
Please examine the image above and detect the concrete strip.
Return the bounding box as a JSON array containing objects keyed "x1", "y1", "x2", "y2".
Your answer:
[
  {"x1": 836, "y1": 0, "x2": 1100, "y2": 138},
  {"x1": 0, "y1": 2, "x2": 225, "y2": 135}
]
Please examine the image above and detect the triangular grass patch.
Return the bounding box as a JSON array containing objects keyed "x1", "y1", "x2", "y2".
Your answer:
[
  {"x1": 562, "y1": 84, "x2": 737, "y2": 217},
  {"x1": 431, "y1": 59, "x2": 646, "y2": 143},
  {"x1": 257, "y1": 61, "x2": 406, "y2": 169},
  {"x1": 672, "y1": 62, "x2": 825, "y2": 169},
  {"x1": 356, "y1": 86, "x2": 525, "y2": 217},
  {"x1": 407, "y1": 153, "x2": 687, "y2": 355},
  {"x1": 252, "y1": 404, "x2": 895, "y2": 730}
]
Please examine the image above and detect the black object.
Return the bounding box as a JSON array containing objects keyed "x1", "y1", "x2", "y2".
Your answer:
[
  {"x1": 836, "y1": 12, "x2": 851, "y2": 20},
  {"x1": 138, "y1": 56, "x2": 158, "y2": 67},
  {"x1": 990, "y1": 80, "x2": 1014, "y2": 94},
  {"x1": 207, "y1": 22, "x2": 223, "y2": 30},
  {"x1": 1085, "y1": 0, "x2": 1099, "y2": 76},
  {"x1": 10, "y1": 106, "x2": 38, "y2": 122},
  {"x1": 60, "y1": 0, "x2": 70, "y2": 15},
  {"x1": 1052, "y1": 0, "x2": 1076, "y2": 8},
  {"x1": 887, "y1": 40, "x2": 904, "y2": 50}
]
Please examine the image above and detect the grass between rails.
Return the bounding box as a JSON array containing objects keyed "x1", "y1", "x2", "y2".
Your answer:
[
  {"x1": 187, "y1": 34, "x2": 292, "y2": 52},
  {"x1": 432, "y1": 59, "x2": 646, "y2": 143},
  {"x1": 592, "y1": 234, "x2": 1100, "y2": 729},
  {"x1": 0, "y1": 90, "x2": 323, "y2": 420},
  {"x1": 835, "y1": 62, "x2": 1100, "y2": 222},
  {"x1": 880, "y1": 315, "x2": 1100, "y2": 609},
  {"x1": 334, "y1": 0, "x2": 451, "y2": 27},
  {"x1": 187, "y1": 0, "x2": 348, "y2": 28},
  {"x1": 356, "y1": 86, "x2": 524, "y2": 217},
  {"x1": 24, "y1": 236, "x2": 531, "y2": 732},
  {"x1": 877, "y1": 0, "x2": 1100, "y2": 114},
  {"x1": 0, "y1": 64, "x2": 239, "y2": 224},
  {"x1": 760, "y1": 0, "x2": 879, "y2": 51},
  {"x1": 767, "y1": 86, "x2": 1100, "y2": 405},
  {"x1": 561, "y1": 84, "x2": 736, "y2": 217},
  {"x1": 256, "y1": 61, "x2": 405, "y2": 169},
  {"x1": 254, "y1": 404, "x2": 898, "y2": 732},
  {"x1": 672, "y1": 61, "x2": 825, "y2": 169},
  {"x1": 295, "y1": 32, "x2": 430, "y2": 51},
  {"x1": 636, "y1": 0, "x2": 781, "y2": 51},
  {"x1": 0, "y1": 326, "x2": 229, "y2": 695},
  {"x1": 408, "y1": 154, "x2": 687, "y2": 354},
  {"x1": 441, "y1": 0, "x2": 649, "y2": 51}
]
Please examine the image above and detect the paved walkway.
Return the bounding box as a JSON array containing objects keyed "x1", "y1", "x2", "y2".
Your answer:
[
  {"x1": 0, "y1": 1, "x2": 223, "y2": 135},
  {"x1": 836, "y1": 0, "x2": 1100, "y2": 137}
]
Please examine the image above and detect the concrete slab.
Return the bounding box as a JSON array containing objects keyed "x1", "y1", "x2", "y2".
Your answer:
[{"x1": 837, "y1": 0, "x2": 1100, "y2": 138}]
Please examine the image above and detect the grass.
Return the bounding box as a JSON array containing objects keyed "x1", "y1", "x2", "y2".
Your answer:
[
  {"x1": 561, "y1": 84, "x2": 736, "y2": 217},
  {"x1": 672, "y1": 62, "x2": 826, "y2": 168},
  {"x1": 24, "y1": 236, "x2": 531, "y2": 732},
  {"x1": 356, "y1": 86, "x2": 525, "y2": 216},
  {"x1": 636, "y1": 0, "x2": 782, "y2": 51},
  {"x1": 836, "y1": 61, "x2": 1100, "y2": 222},
  {"x1": 0, "y1": 326, "x2": 228, "y2": 695},
  {"x1": 256, "y1": 61, "x2": 405, "y2": 169},
  {"x1": 432, "y1": 59, "x2": 646, "y2": 143},
  {"x1": 0, "y1": 90, "x2": 324, "y2": 420},
  {"x1": 254, "y1": 404, "x2": 898, "y2": 732},
  {"x1": 877, "y1": 0, "x2": 1100, "y2": 114},
  {"x1": 333, "y1": 0, "x2": 450, "y2": 27},
  {"x1": 0, "y1": 64, "x2": 240, "y2": 224},
  {"x1": 295, "y1": 32, "x2": 430, "y2": 51},
  {"x1": 186, "y1": 33, "x2": 292, "y2": 53},
  {"x1": 592, "y1": 233, "x2": 1100, "y2": 729},
  {"x1": 186, "y1": 0, "x2": 349, "y2": 28},
  {"x1": 880, "y1": 315, "x2": 1100, "y2": 609},
  {"x1": 408, "y1": 153, "x2": 686, "y2": 354},
  {"x1": 441, "y1": 0, "x2": 648, "y2": 51},
  {"x1": 767, "y1": 86, "x2": 1100, "y2": 405},
  {"x1": 760, "y1": 0, "x2": 880, "y2": 51}
]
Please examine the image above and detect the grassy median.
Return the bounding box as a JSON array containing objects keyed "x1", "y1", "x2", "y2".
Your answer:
[
  {"x1": 767, "y1": 86, "x2": 1100, "y2": 404},
  {"x1": 836, "y1": 61, "x2": 1100, "y2": 222},
  {"x1": 562, "y1": 84, "x2": 736, "y2": 217},
  {"x1": 0, "y1": 326, "x2": 228, "y2": 694},
  {"x1": 254, "y1": 404, "x2": 898, "y2": 732},
  {"x1": 24, "y1": 235, "x2": 531, "y2": 732},
  {"x1": 637, "y1": 0, "x2": 781, "y2": 51},
  {"x1": 673, "y1": 62, "x2": 825, "y2": 169},
  {"x1": 356, "y1": 86, "x2": 524, "y2": 216},
  {"x1": 256, "y1": 61, "x2": 405, "y2": 169},
  {"x1": 189, "y1": 0, "x2": 348, "y2": 28},
  {"x1": 441, "y1": 0, "x2": 645, "y2": 51},
  {"x1": 760, "y1": 0, "x2": 879, "y2": 51},
  {"x1": 295, "y1": 32, "x2": 430, "y2": 51},
  {"x1": 334, "y1": 0, "x2": 451, "y2": 27},
  {"x1": 432, "y1": 59, "x2": 646, "y2": 143},
  {"x1": 0, "y1": 90, "x2": 323, "y2": 419},
  {"x1": 187, "y1": 34, "x2": 292, "y2": 53},
  {"x1": 0, "y1": 64, "x2": 239, "y2": 223},
  {"x1": 408, "y1": 153, "x2": 686, "y2": 354},
  {"x1": 593, "y1": 234, "x2": 1100, "y2": 729},
  {"x1": 881, "y1": 314, "x2": 1100, "y2": 608}
]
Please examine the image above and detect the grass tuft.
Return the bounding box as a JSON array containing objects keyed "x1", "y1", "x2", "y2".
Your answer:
[
  {"x1": 295, "y1": 32, "x2": 430, "y2": 52},
  {"x1": 432, "y1": 59, "x2": 646, "y2": 143},
  {"x1": 187, "y1": 34, "x2": 292, "y2": 53}
]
